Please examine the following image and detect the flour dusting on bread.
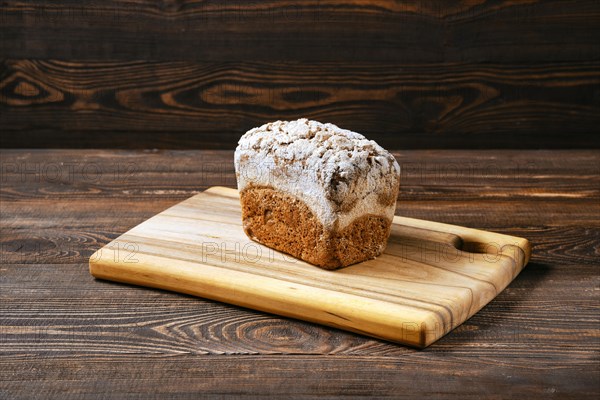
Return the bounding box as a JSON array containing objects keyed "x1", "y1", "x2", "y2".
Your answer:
[{"x1": 235, "y1": 119, "x2": 400, "y2": 268}]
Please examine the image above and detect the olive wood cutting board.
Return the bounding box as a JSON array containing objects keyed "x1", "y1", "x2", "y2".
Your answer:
[{"x1": 89, "y1": 186, "x2": 531, "y2": 348}]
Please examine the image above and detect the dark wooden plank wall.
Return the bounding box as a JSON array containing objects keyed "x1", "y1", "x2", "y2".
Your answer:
[{"x1": 1, "y1": 1, "x2": 599, "y2": 149}]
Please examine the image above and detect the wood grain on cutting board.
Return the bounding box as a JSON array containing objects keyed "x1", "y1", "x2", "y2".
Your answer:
[{"x1": 89, "y1": 186, "x2": 531, "y2": 347}]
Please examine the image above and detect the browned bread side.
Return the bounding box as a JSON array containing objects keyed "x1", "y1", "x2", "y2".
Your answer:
[{"x1": 240, "y1": 186, "x2": 392, "y2": 269}]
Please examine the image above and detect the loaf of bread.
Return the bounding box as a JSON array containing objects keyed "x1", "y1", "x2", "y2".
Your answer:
[{"x1": 234, "y1": 119, "x2": 400, "y2": 269}]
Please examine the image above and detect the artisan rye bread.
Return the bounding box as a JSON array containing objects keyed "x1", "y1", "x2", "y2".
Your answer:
[{"x1": 234, "y1": 119, "x2": 400, "y2": 269}]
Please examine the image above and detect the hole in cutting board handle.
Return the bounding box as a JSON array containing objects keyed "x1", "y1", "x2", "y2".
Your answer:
[{"x1": 460, "y1": 241, "x2": 498, "y2": 254}]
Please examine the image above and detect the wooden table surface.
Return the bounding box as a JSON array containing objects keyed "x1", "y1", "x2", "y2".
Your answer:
[{"x1": 1, "y1": 149, "x2": 598, "y2": 398}]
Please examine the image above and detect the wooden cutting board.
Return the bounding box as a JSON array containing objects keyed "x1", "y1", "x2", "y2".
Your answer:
[{"x1": 89, "y1": 186, "x2": 531, "y2": 348}]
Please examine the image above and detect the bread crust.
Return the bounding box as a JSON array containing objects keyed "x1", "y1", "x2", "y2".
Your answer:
[
  {"x1": 234, "y1": 119, "x2": 401, "y2": 232},
  {"x1": 240, "y1": 185, "x2": 391, "y2": 269}
]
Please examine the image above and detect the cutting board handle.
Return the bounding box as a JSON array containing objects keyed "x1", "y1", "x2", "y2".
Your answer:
[{"x1": 393, "y1": 216, "x2": 531, "y2": 266}]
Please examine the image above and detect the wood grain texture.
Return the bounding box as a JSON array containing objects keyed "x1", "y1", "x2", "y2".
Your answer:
[
  {"x1": 88, "y1": 186, "x2": 531, "y2": 347},
  {"x1": 1, "y1": 353, "x2": 597, "y2": 399},
  {"x1": 0, "y1": 354, "x2": 598, "y2": 398},
  {"x1": 1, "y1": 59, "x2": 599, "y2": 149},
  {"x1": 2, "y1": 0, "x2": 599, "y2": 62},
  {"x1": 1, "y1": 149, "x2": 599, "y2": 397}
]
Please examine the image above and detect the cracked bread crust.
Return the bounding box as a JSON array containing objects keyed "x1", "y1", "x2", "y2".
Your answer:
[
  {"x1": 235, "y1": 119, "x2": 401, "y2": 231},
  {"x1": 240, "y1": 186, "x2": 391, "y2": 269}
]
